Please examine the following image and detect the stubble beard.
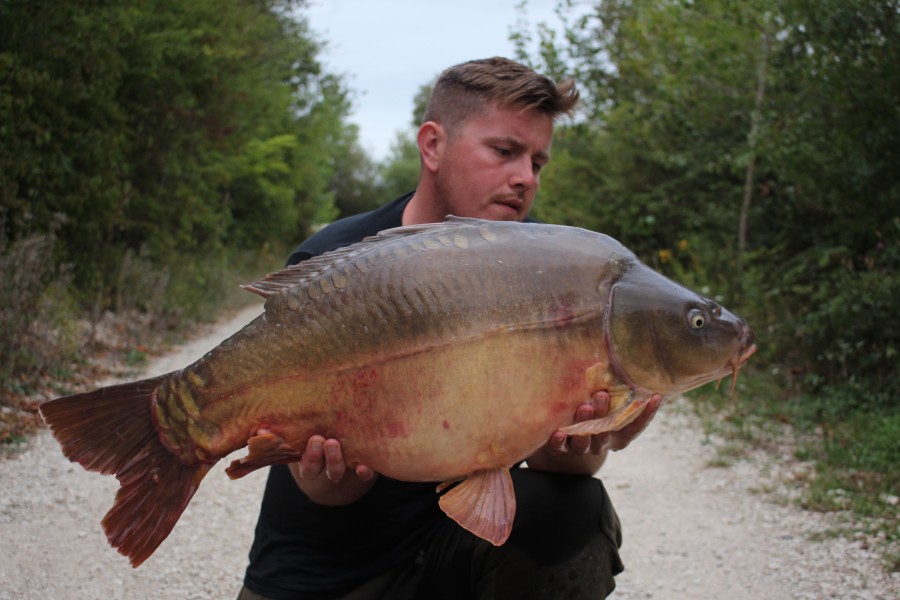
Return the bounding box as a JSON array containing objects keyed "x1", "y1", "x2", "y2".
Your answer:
[{"x1": 433, "y1": 170, "x2": 459, "y2": 220}]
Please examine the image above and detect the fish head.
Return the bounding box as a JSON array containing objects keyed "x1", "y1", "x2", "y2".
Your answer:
[{"x1": 606, "y1": 265, "x2": 756, "y2": 396}]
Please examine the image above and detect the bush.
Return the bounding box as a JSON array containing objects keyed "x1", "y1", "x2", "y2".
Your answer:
[
  {"x1": 739, "y1": 224, "x2": 900, "y2": 415},
  {"x1": 0, "y1": 230, "x2": 80, "y2": 392}
]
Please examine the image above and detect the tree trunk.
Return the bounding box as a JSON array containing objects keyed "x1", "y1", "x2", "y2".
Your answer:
[{"x1": 739, "y1": 28, "x2": 771, "y2": 256}]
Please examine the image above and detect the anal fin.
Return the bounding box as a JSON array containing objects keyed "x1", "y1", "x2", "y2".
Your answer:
[
  {"x1": 225, "y1": 432, "x2": 303, "y2": 479},
  {"x1": 437, "y1": 468, "x2": 515, "y2": 546}
]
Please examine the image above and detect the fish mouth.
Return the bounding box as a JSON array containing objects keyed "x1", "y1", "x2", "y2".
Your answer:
[{"x1": 673, "y1": 328, "x2": 757, "y2": 397}]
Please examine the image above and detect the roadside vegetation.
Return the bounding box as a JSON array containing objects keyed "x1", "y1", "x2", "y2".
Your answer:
[
  {"x1": 2, "y1": 0, "x2": 896, "y2": 568},
  {"x1": 0, "y1": 0, "x2": 378, "y2": 445},
  {"x1": 514, "y1": 0, "x2": 898, "y2": 567}
]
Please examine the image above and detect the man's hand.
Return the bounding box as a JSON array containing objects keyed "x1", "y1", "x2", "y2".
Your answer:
[
  {"x1": 597, "y1": 393, "x2": 663, "y2": 453},
  {"x1": 289, "y1": 435, "x2": 377, "y2": 506},
  {"x1": 526, "y1": 391, "x2": 663, "y2": 476}
]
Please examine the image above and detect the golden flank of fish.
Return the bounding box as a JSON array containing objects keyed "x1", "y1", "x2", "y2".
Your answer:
[{"x1": 40, "y1": 217, "x2": 756, "y2": 567}]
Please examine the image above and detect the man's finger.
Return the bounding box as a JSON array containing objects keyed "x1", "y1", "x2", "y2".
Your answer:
[
  {"x1": 355, "y1": 464, "x2": 376, "y2": 481},
  {"x1": 323, "y1": 439, "x2": 346, "y2": 482},
  {"x1": 298, "y1": 435, "x2": 326, "y2": 480},
  {"x1": 609, "y1": 394, "x2": 663, "y2": 452},
  {"x1": 591, "y1": 391, "x2": 611, "y2": 417},
  {"x1": 568, "y1": 434, "x2": 592, "y2": 454}
]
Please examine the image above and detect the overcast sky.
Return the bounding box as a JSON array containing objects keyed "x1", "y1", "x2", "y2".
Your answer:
[{"x1": 302, "y1": 0, "x2": 573, "y2": 161}]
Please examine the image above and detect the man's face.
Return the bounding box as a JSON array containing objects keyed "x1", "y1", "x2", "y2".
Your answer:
[{"x1": 433, "y1": 103, "x2": 554, "y2": 222}]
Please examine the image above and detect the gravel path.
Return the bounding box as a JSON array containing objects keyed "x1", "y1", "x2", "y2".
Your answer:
[{"x1": 1, "y1": 303, "x2": 897, "y2": 599}]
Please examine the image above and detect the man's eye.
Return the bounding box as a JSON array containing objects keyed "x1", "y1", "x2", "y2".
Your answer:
[{"x1": 495, "y1": 147, "x2": 512, "y2": 157}]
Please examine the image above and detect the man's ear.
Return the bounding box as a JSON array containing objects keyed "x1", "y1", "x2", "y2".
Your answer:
[{"x1": 417, "y1": 121, "x2": 445, "y2": 173}]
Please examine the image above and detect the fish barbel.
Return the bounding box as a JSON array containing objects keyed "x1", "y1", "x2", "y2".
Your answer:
[{"x1": 40, "y1": 217, "x2": 755, "y2": 567}]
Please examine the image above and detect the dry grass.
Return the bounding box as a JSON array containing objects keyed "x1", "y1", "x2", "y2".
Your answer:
[
  {"x1": 0, "y1": 230, "x2": 275, "y2": 451},
  {"x1": 0, "y1": 233, "x2": 166, "y2": 448}
]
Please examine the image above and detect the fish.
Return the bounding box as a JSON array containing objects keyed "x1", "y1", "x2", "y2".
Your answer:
[{"x1": 39, "y1": 217, "x2": 756, "y2": 567}]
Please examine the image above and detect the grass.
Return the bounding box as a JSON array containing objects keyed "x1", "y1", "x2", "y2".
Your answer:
[
  {"x1": 690, "y1": 368, "x2": 900, "y2": 571},
  {"x1": 706, "y1": 441, "x2": 749, "y2": 468}
]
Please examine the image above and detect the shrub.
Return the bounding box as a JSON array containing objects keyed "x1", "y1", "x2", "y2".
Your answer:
[{"x1": 0, "y1": 231, "x2": 80, "y2": 391}]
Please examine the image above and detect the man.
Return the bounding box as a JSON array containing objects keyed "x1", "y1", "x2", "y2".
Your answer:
[{"x1": 239, "y1": 57, "x2": 660, "y2": 600}]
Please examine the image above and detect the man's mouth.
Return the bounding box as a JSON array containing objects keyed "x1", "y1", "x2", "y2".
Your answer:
[{"x1": 494, "y1": 196, "x2": 523, "y2": 215}]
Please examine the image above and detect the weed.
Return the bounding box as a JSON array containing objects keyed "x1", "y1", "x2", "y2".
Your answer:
[
  {"x1": 125, "y1": 347, "x2": 148, "y2": 366},
  {"x1": 885, "y1": 549, "x2": 900, "y2": 573},
  {"x1": 690, "y1": 367, "x2": 900, "y2": 562},
  {"x1": 707, "y1": 442, "x2": 748, "y2": 468},
  {"x1": 0, "y1": 237, "x2": 277, "y2": 451},
  {"x1": 0, "y1": 231, "x2": 81, "y2": 392}
]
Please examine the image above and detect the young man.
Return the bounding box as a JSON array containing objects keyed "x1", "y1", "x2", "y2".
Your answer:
[{"x1": 239, "y1": 57, "x2": 660, "y2": 600}]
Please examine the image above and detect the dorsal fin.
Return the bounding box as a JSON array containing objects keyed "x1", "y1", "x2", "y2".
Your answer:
[{"x1": 241, "y1": 217, "x2": 482, "y2": 299}]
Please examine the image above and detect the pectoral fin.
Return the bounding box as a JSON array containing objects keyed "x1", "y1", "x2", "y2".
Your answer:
[
  {"x1": 560, "y1": 395, "x2": 652, "y2": 436},
  {"x1": 438, "y1": 468, "x2": 516, "y2": 546},
  {"x1": 225, "y1": 431, "x2": 303, "y2": 479}
]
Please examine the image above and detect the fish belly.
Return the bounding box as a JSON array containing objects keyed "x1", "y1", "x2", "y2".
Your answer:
[{"x1": 200, "y1": 327, "x2": 601, "y2": 482}]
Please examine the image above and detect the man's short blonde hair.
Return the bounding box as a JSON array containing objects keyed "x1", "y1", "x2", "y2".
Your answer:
[{"x1": 422, "y1": 57, "x2": 579, "y2": 137}]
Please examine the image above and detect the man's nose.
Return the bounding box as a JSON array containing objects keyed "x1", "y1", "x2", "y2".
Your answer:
[{"x1": 509, "y1": 157, "x2": 537, "y2": 190}]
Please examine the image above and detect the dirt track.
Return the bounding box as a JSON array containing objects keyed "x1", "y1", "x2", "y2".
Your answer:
[{"x1": 1, "y1": 303, "x2": 896, "y2": 599}]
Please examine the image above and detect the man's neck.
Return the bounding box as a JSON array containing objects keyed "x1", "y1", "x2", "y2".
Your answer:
[{"x1": 401, "y1": 190, "x2": 443, "y2": 226}]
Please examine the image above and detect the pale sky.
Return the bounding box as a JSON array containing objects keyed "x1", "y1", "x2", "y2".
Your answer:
[{"x1": 302, "y1": 0, "x2": 574, "y2": 161}]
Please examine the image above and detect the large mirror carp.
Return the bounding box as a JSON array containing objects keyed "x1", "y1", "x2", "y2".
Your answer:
[{"x1": 40, "y1": 217, "x2": 756, "y2": 567}]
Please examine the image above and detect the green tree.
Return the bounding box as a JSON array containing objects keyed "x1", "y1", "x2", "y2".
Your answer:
[
  {"x1": 1, "y1": 2, "x2": 134, "y2": 297},
  {"x1": 374, "y1": 81, "x2": 434, "y2": 201},
  {"x1": 534, "y1": 0, "x2": 900, "y2": 409},
  {"x1": 0, "y1": 0, "x2": 358, "y2": 318},
  {"x1": 538, "y1": 1, "x2": 780, "y2": 283},
  {"x1": 758, "y1": 0, "x2": 900, "y2": 406}
]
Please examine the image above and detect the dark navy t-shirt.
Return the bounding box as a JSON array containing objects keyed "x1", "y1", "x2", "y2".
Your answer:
[{"x1": 243, "y1": 192, "x2": 540, "y2": 598}]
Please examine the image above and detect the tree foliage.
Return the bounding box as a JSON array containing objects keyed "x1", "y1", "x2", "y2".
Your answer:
[
  {"x1": 527, "y1": 0, "x2": 899, "y2": 411},
  {"x1": 0, "y1": 0, "x2": 364, "y2": 318}
]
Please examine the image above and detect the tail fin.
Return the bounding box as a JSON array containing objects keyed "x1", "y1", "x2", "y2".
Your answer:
[{"x1": 39, "y1": 375, "x2": 211, "y2": 567}]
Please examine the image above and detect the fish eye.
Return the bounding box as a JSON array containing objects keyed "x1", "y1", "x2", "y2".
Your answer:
[{"x1": 688, "y1": 309, "x2": 707, "y2": 329}]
